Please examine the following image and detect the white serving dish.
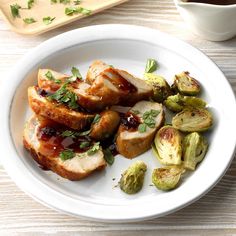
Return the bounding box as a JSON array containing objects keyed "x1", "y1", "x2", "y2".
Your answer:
[
  {"x1": 0, "y1": 24, "x2": 235, "y2": 222},
  {"x1": 174, "y1": 0, "x2": 236, "y2": 41}
]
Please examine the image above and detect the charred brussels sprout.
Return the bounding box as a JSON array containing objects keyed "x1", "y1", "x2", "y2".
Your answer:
[
  {"x1": 152, "y1": 166, "x2": 185, "y2": 191},
  {"x1": 183, "y1": 132, "x2": 208, "y2": 170},
  {"x1": 172, "y1": 72, "x2": 201, "y2": 96},
  {"x1": 119, "y1": 161, "x2": 147, "y2": 194},
  {"x1": 172, "y1": 107, "x2": 213, "y2": 132},
  {"x1": 164, "y1": 94, "x2": 206, "y2": 112},
  {"x1": 153, "y1": 126, "x2": 182, "y2": 165},
  {"x1": 144, "y1": 73, "x2": 172, "y2": 102}
]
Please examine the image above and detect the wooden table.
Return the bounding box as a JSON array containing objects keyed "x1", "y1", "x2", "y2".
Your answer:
[{"x1": 0, "y1": 0, "x2": 236, "y2": 234}]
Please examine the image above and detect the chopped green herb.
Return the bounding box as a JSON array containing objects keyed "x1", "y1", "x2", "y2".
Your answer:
[
  {"x1": 59, "y1": 149, "x2": 75, "y2": 160},
  {"x1": 103, "y1": 148, "x2": 114, "y2": 165},
  {"x1": 77, "y1": 129, "x2": 91, "y2": 136},
  {"x1": 145, "y1": 59, "x2": 158, "y2": 73},
  {"x1": 92, "y1": 114, "x2": 101, "y2": 124},
  {"x1": 45, "y1": 70, "x2": 61, "y2": 84},
  {"x1": 60, "y1": 0, "x2": 70, "y2": 4},
  {"x1": 131, "y1": 110, "x2": 140, "y2": 115},
  {"x1": 73, "y1": 0, "x2": 81, "y2": 4},
  {"x1": 65, "y1": 6, "x2": 91, "y2": 16},
  {"x1": 80, "y1": 141, "x2": 90, "y2": 149},
  {"x1": 23, "y1": 17, "x2": 36, "y2": 24},
  {"x1": 27, "y1": 0, "x2": 34, "y2": 9},
  {"x1": 70, "y1": 66, "x2": 82, "y2": 81},
  {"x1": 10, "y1": 4, "x2": 21, "y2": 18},
  {"x1": 51, "y1": 0, "x2": 57, "y2": 3},
  {"x1": 61, "y1": 130, "x2": 77, "y2": 138},
  {"x1": 138, "y1": 123, "x2": 147, "y2": 133},
  {"x1": 47, "y1": 83, "x2": 79, "y2": 109},
  {"x1": 43, "y1": 16, "x2": 55, "y2": 25},
  {"x1": 87, "y1": 142, "x2": 100, "y2": 155}
]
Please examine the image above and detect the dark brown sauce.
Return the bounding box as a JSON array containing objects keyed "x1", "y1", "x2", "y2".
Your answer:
[
  {"x1": 103, "y1": 68, "x2": 137, "y2": 93},
  {"x1": 37, "y1": 88, "x2": 52, "y2": 97},
  {"x1": 37, "y1": 120, "x2": 92, "y2": 158},
  {"x1": 120, "y1": 112, "x2": 141, "y2": 131},
  {"x1": 186, "y1": 0, "x2": 236, "y2": 5}
]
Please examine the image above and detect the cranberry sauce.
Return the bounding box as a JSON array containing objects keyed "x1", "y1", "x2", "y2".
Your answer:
[
  {"x1": 103, "y1": 68, "x2": 137, "y2": 93},
  {"x1": 120, "y1": 112, "x2": 141, "y2": 131},
  {"x1": 37, "y1": 120, "x2": 92, "y2": 157}
]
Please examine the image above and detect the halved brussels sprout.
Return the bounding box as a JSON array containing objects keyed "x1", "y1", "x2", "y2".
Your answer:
[
  {"x1": 183, "y1": 132, "x2": 208, "y2": 170},
  {"x1": 173, "y1": 72, "x2": 201, "y2": 96},
  {"x1": 164, "y1": 94, "x2": 206, "y2": 112},
  {"x1": 152, "y1": 166, "x2": 185, "y2": 191},
  {"x1": 153, "y1": 126, "x2": 182, "y2": 165},
  {"x1": 144, "y1": 73, "x2": 172, "y2": 102},
  {"x1": 119, "y1": 161, "x2": 147, "y2": 194},
  {"x1": 172, "y1": 107, "x2": 213, "y2": 132}
]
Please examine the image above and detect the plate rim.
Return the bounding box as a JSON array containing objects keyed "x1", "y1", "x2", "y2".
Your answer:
[{"x1": 1, "y1": 24, "x2": 236, "y2": 222}]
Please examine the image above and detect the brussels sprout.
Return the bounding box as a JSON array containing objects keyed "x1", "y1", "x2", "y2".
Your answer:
[
  {"x1": 119, "y1": 161, "x2": 147, "y2": 194},
  {"x1": 153, "y1": 126, "x2": 182, "y2": 165},
  {"x1": 183, "y1": 132, "x2": 208, "y2": 170},
  {"x1": 172, "y1": 107, "x2": 213, "y2": 132},
  {"x1": 173, "y1": 72, "x2": 201, "y2": 96},
  {"x1": 164, "y1": 94, "x2": 206, "y2": 112},
  {"x1": 144, "y1": 73, "x2": 172, "y2": 102},
  {"x1": 152, "y1": 166, "x2": 185, "y2": 191}
]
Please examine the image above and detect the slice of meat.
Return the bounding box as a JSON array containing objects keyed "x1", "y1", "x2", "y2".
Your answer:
[
  {"x1": 116, "y1": 101, "x2": 164, "y2": 159},
  {"x1": 86, "y1": 60, "x2": 111, "y2": 84},
  {"x1": 28, "y1": 86, "x2": 94, "y2": 130},
  {"x1": 23, "y1": 116, "x2": 106, "y2": 180},
  {"x1": 90, "y1": 110, "x2": 120, "y2": 140},
  {"x1": 38, "y1": 69, "x2": 70, "y2": 93}
]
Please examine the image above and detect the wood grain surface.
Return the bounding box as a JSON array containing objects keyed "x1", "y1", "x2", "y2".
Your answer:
[{"x1": 0, "y1": 0, "x2": 236, "y2": 234}]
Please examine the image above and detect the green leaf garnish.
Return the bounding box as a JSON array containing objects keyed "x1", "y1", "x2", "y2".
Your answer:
[
  {"x1": 43, "y1": 16, "x2": 55, "y2": 25},
  {"x1": 92, "y1": 114, "x2": 101, "y2": 124},
  {"x1": 47, "y1": 83, "x2": 79, "y2": 109},
  {"x1": 138, "y1": 109, "x2": 160, "y2": 133},
  {"x1": 68, "y1": 66, "x2": 82, "y2": 81},
  {"x1": 80, "y1": 141, "x2": 90, "y2": 149},
  {"x1": 23, "y1": 17, "x2": 36, "y2": 24},
  {"x1": 87, "y1": 142, "x2": 100, "y2": 155},
  {"x1": 77, "y1": 129, "x2": 91, "y2": 136},
  {"x1": 59, "y1": 149, "x2": 75, "y2": 160},
  {"x1": 61, "y1": 130, "x2": 77, "y2": 138},
  {"x1": 45, "y1": 70, "x2": 61, "y2": 84},
  {"x1": 138, "y1": 123, "x2": 147, "y2": 133},
  {"x1": 145, "y1": 59, "x2": 158, "y2": 73},
  {"x1": 51, "y1": 0, "x2": 57, "y2": 3},
  {"x1": 65, "y1": 6, "x2": 91, "y2": 16},
  {"x1": 27, "y1": 0, "x2": 34, "y2": 9},
  {"x1": 74, "y1": 0, "x2": 81, "y2": 4},
  {"x1": 103, "y1": 148, "x2": 114, "y2": 165},
  {"x1": 60, "y1": 0, "x2": 70, "y2": 4},
  {"x1": 10, "y1": 4, "x2": 21, "y2": 18}
]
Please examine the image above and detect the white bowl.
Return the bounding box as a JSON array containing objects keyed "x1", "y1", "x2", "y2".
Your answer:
[
  {"x1": 174, "y1": 0, "x2": 236, "y2": 41},
  {"x1": 0, "y1": 24, "x2": 235, "y2": 222}
]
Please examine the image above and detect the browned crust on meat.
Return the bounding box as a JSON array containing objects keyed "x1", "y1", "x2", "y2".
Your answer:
[
  {"x1": 28, "y1": 86, "x2": 94, "y2": 130},
  {"x1": 23, "y1": 136, "x2": 106, "y2": 181}
]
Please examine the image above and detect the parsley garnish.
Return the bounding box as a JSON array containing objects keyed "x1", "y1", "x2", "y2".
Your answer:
[
  {"x1": 74, "y1": 0, "x2": 81, "y2": 4},
  {"x1": 145, "y1": 59, "x2": 158, "y2": 73},
  {"x1": 87, "y1": 142, "x2": 100, "y2": 155},
  {"x1": 23, "y1": 17, "x2": 36, "y2": 24},
  {"x1": 27, "y1": 0, "x2": 34, "y2": 9},
  {"x1": 45, "y1": 70, "x2": 61, "y2": 84},
  {"x1": 43, "y1": 16, "x2": 55, "y2": 25},
  {"x1": 51, "y1": 0, "x2": 57, "y2": 3},
  {"x1": 10, "y1": 4, "x2": 21, "y2": 18},
  {"x1": 60, "y1": 0, "x2": 70, "y2": 4},
  {"x1": 68, "y1": 66, "x2": 82, "y2": 82},
  {"x1": 47, "y1": 83, "x2": 79, "y2": 109},
  {"x1": 138, "y1": 109, "x2": 160, "y2": 133},
  {"x1": 65, "y1": 7, "x2": 91, "y2": 16},
  {"x1": 80, "y1": 141, "x2": 90, "y2": 149},
  {"x1": 92, "y1": 114, "x2": 101, "y2": 124},
  {"x1": 59, "y1": 149, "x2": 75, "y2": 160},
  {"x1": 77, "y1": 129, "x2": 91, "y2": 136},
  {"x1": 61, "y1": 130, "x2": 77, "y2": 138},
  {"x1": 103, "y1": 148, "x2": 114, "y2": 165}
]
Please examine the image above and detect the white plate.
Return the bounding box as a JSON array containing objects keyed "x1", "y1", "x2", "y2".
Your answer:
[{"x1": 0, "y1": 24, "x2": 236, "y2": 222}]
